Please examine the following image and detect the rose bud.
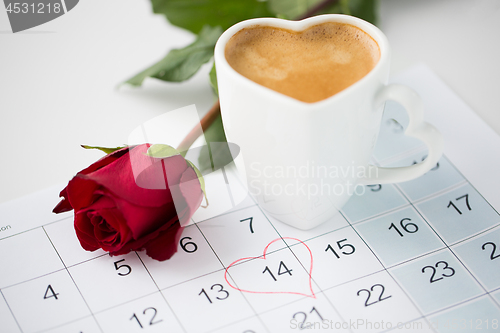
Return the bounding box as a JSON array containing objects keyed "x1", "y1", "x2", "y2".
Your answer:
[{"x1": 53, "y1": 143, "x2": 204, "y2": 261}]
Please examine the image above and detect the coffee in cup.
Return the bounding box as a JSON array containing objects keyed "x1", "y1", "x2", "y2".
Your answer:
[{"x1": 224, "y1": 22, "x2": 380, "y2": 103}]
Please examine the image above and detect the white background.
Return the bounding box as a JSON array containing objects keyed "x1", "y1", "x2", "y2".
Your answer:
[{"x1": 0, "y1": 0, "x2": 499, "y2": 204}]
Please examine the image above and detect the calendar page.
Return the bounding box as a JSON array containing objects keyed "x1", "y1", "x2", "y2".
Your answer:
[{"x1": 1, "y1": 65, "x2": 499, "y2": 333}]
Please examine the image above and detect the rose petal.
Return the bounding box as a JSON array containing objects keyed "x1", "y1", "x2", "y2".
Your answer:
[
  {"x1": 84, "y1": 144, "x2": 188, "y2": 207},
  {"x1": 171, "y1": 167, "x2": 203, "y2": 226},
  {"x1": 53, "y1": 188, "x2": 73, "y2": 213},
  {"x1": 115, "y1": 213, "x2": 180, "y2": 255},
  {"x1": 96, "y1": 208, "x2": 133, "y2": 251},
  {"x1": 143, "y1": 222, "x2": 184, "y2": 261},
  {"x1": 111, "y1": 195, "x2": 177, "y2": 240},
  {"x1": 53, "y1": 148, "x2": 130, "y2": 214},
  {"x1": 78, "y1": 146, "x2": 130, "y2": 176},
  {"x1": 64, "y1": 177, "x2": 101, "y2": 212},
  {"x1": 74, "y1": 212, "x2": 100, "y2": 251}
]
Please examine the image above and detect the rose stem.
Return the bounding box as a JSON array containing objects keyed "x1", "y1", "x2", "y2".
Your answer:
[
  {"x1": 176, "y1": 0, "x2": 340, "y2": 152},
  {"x1": 177, "y1": 99, "x2": 220, "y2": 153}
]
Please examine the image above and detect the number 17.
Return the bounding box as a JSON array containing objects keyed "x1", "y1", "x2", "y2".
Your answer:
[{"x1": 447, "y1": 194, "x2": 471, "y2": 214}]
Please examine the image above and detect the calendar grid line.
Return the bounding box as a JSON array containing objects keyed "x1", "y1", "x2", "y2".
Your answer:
[
  {"x1": 442, "y1": 154, "x2": 500, "y2": 218},
  {"x1": 374, "y1": 269, "x2": 439, "y2": 333},
  {"x1": 284, "y1": 224, "x2": 353, "y2": 247},
  {"x1": 490, "y1": 287, "x2": 500, "y2": 308},
  {"x1": 192, "y1": 201, "x2": 258, "y2": 224},
  {"x1": 1, "y1": 288, "x2": 23, "y2": 333},
  {"x1": 216, "y1": 270, "x2": 273, "y2": 332},
  {"x1": 423, "y1": 293, "x2": 493, "y2": 320},
  {"x1": 395, "y1": 181, "x2": 500, "y2": 313},
  {"x1": 64, "y1": 252, "x2": 108, "y2": 269},
  {"x1": 401, "y1": 179, "x2": 468, "y2": 206},
  {"x1": 343, "y1": 202, "x2": 411, "y2": 226},
  {"x1": 214, "y1": 246, "x2": 296, "y2": 269},
  {"x1": 254, "y1": 202, "x2": 354, "y2": 333},
  {"x1": 371, "y1": 246, "x2": 447, "y2": 271},
  {"x1": 343, "y1": 180, "x2": 469, "y2": 230},
  {"x1": 372, "y1": 143, "x2": 427, "y2": 167},
  {"x1": 159, "y1": 267, "x2": 228, "y2": 291},
  {"x1": 41, "y1": 226, "x2": 105, "y2": 333},
  {"x1": 133, "y1": 251, "x2": 189, "y2": 333},
  {"x1": 193, "y1": 222, "x2": 273, "y2": 333},
  {"x1": 406, "y1": 185, "x2": 500, "y2": 288},
  {"x1": 339, "y1": 209, "x2": 439, "y2": 333},
  {"x1": 311, "y1": 266, "x2": 387, "y2": 294},
  {"x1": 0, "y1": 213, "x2": 74, "y2": 242},
  {"x1": 447, "y1": 223, "x2": 500, "y2": 248},
  {"x1": 89, "y1": 290, "x2": 171, "y2": 315},
  {"x1": 35, "y1": 314, "x2": 96, "y2": 333},
  {"x1": 0, "y1": 265, "x2": 68, "y2": 290},
  {"x1": 204, "y1": 314, "x2": 267, "y2": 333},
  {"x1": 194, "y1": 223, "x2": 226, "y2": 269}
]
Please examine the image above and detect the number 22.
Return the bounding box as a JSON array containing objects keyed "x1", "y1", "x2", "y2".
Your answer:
[{"x1": 357, "y1": 284, "x2": 391, "y2": 307}]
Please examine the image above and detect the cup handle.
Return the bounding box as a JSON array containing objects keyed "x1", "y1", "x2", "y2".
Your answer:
[{"x1": 358, "y1": 84, "x2": 443, "y2": 185}]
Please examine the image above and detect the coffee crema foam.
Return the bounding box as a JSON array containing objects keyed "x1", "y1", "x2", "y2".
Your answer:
[{"x1": 225, "y1": 22, "x2": 380, "y2": 103}]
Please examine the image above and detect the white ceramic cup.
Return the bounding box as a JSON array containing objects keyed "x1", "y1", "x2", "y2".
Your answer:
[{"x1": 214, "y1": 14, "x2": 443, "y2": 230}]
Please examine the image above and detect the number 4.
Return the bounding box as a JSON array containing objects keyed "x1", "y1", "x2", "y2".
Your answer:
[{"x1": 44, "y1": 285, "x2": 59, "y2": 300}]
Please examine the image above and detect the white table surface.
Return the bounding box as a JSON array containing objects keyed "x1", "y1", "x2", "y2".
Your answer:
[{"x1": 1, "y1": 0, "x2": 499, "y2": 204}]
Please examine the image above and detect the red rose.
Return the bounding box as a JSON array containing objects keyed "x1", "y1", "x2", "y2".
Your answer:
[{"x1": 53, "y1": 144, "x2": 203, "y2": 261}]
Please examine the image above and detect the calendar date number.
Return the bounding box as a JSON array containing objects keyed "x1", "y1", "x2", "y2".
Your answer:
[
  {"x1": 357, "y1": 284, "x2": 391, "y2": 307},
  {"x1": 114, "y1": 259, "x2": 132, "y2": 276},
  {"x1": 388, "y1": 218, "x2": 418, "y2": 237},
  {"x1": 292, "y1": 307, "x2": 324, "y2": 330},
  {"x1": 422, "y1": 261, "x2": 455, "y2": 283},
  {"x1": 482, "y1": 241, "x2": 500, "y2": 260},
  {"x1": 43, "y1": 284, "x2": 59, "y2": 300},
  {"x1": 263, "y1": 261, "x2": 293, "y2": 281},
  {"x1": 447, "y1": 194, "x2": 471, "y2": 214},
  {"x1": 325, "y1": 239, "x2": 356, "y2": 258},
  {"x1": 199, "y1": 284, "x2": 230, "y2": 304},
  {"x1": 130, "y1": 307, "x2": 162, "y2": 328},
  {"x1": 180, "y1": 237, "x2": 198, "y2": 253}
]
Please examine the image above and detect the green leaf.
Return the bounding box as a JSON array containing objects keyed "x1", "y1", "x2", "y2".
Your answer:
[
  {"x1": 198, "y1": 115, "x2": 236, "y2": 174},
  {"x1": 186, "y1": 160, "x2": 208, "y2": 207},
  {"x1": 124, "y1": 25, "x2": 222, "y2": 87},
  {"x1": 81, "y1": 145, "x2": 126, "y2": 154},
  {"x1": 348, "y1": 0, "x2": 377, "y2": 25},
  {"x1": 340, "y1": 0, "x2": 351, "y2": 15},
  {"x1": 146, "y1": 144, "x2": 180, "y2": 158},
  {"x1": 151, "y1": 0, "x2": 274, "y2": 34},
  {"x1": 209, "y1": 63, "x2": 218, "y2": 96},
  {"x1": 268, "y1": 0, "x2": 323, "y2": 20},
  {"x1": 268, "y1": 0, "x2": 377, "y2": 24}
]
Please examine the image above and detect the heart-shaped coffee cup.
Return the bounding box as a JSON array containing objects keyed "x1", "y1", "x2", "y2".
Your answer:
[{"x1": 214, "y1": 15, "x2": 443, "y2": 230}]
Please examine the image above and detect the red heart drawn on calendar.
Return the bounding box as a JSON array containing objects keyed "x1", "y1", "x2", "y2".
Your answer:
[{"x1": 224, "y1": 237, "x2": 315, "y2": 298}]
